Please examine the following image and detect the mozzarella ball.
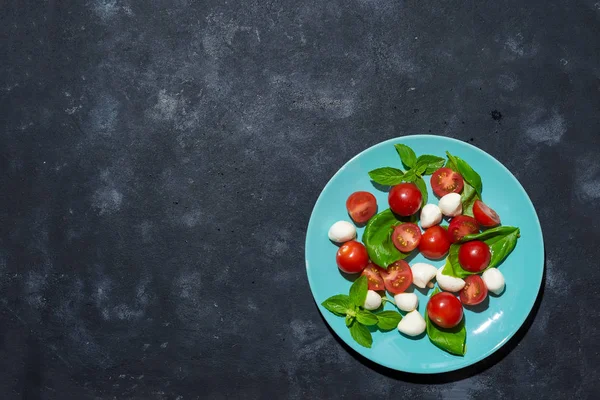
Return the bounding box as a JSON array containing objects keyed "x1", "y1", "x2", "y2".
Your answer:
[
  {"x1": 436, "y1": 266, "x2": 466, "y2": 292},
  {"x1": 420, "y1": 204, "x2": 443, "y2": 228},
  {"x1": 438, "y1": 193, "x2": 462, "y2": 217},
  {"x1": 363, "y1": 290, "x2": 382, "y2": 310},
  {"x1": 411, "y1": 262, "x2": 438, "y2": 289},
  {"x1": 394, "y1": 293, "x2": 418, "y2": 312},
  {"x1": 328, "y1": 221, "x2": 356, "y2": 243},
  {"x1": 397, "y1": 310, "x2": 426, "y2": 336},
  {"x1": 482, "y1": 268, "x2": 505, "y2": 295}
]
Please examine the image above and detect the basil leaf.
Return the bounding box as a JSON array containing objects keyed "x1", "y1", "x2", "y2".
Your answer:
[
  {"x1": 345, "y1": 314, "x2": 354, "y2": 327},
  {"x1": 363, "y1": 209, "x2": 410, "y2": 268},
  {"x1": 402, "y1": 169, "x2": 417, "y2": 183},
  {"x1": 442, "y1": 226, "x2": 520, "y2": 278},
  {"x1": 376, "y1": 310, "x2": 402, "y2": 330},
  {"x1": 462, "y1": 226, "x2": 520, "y2": 269},
  {"x1": 394, "y1": 144, "x2": 417, "y2": 168},
  {"x1": 415, "y1": 163, "x2": 428, "y2": 176},
  {"x1": 349, "y1": 321, "x2": 373, "y2": 348},
  {"x1": 356, "y1": 309, "x2": 379, "y2": 326},
  {"x1": 460, "y1": 225, "x2": 519, "y2": 243},
  {"x1": 368, "y1": 167, "x2": 405, "y2": 186},
  {"x1": 415, "y1": 155, "x2": 445, "y2": 175},
  {"x1": 321, "y1": 294, "x2": 351, "y2": 316},
  {"x1": 445, "y1": 154, "x2": 479, "y2": 217},
  {"x1": 441, "y1": 249, "x2": 463, "y2": 277},
  {"x1": 455, "y1": 158, "x2": 482, "y2": 197},
  {"x1": 349, "y1": 275, "x2": 368, "y2": 307},
  {"x1": 446, "y1": 151, "x2": 482, "y2": 197},
  {"x1": 414, "y1": 175, "x2": 428, "y2": 206},
  {"x1": 445, "y1": 153, "x2": 459, "y2": 172},
  {"x1": 461, "y1": 183, "x2": 480, "y2": 217},
  {"x1": 425, "y1": 308, "x2": 466, "y2": 356},
  {"x1": 431, "y1": 287, "x2": 441, "y2": 296}
]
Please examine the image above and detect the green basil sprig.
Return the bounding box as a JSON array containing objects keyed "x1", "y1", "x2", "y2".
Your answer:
[
  {"x1": 368, "y1": 144, "x2": 445, "y2": 205},
  {"x1": 321, "y1": 276, "x2": 402, "y2": 348},
  {"x1": 414, "y1": 154, "x2": 446, "y2": 175},
  {"x1": 442, "y1": 226, "x2": 520, "y2": 278},
  {"x1": 425, "y1": 287, "x2": 467, "y2": 356}
]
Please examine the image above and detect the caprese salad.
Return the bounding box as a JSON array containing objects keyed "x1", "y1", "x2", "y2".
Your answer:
[{"x1": 321, "y1": 143, "x2": 519, "y2": 356}]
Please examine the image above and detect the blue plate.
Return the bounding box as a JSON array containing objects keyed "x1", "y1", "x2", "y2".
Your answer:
[{"x1": 305, "y1": 135, "x2": 544, "y2": 374}]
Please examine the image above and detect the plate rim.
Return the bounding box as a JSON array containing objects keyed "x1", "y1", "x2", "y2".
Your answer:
[{"x1": 304, "y1": 134, "x2": 545, "y2": 374}]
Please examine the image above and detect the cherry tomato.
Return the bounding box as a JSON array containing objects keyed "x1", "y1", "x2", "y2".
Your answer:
[
  {"x1": 430, "y1": 167, "x2": 464, "y2": 197},
  {"x1": 419, "y1": 226, "x2": 452, "y2": 259},
  {"x1": 391, "y1": 223, "x2": 422, "y2": 252},
  {"x1": 427, "y1": 292, "x2": 464, "y2": 329},
  {"x1": 346, "y1": 191, "x2": 378, "y2": 224},
  {"x1": 473, "y1": 200, "x2": 501, "y2": 227},
  {"x1": 460, "y1": 275, "x2": 488, "y2": 306},
  {"x1": 361, "y1": 263, "x2": 385, "y2": 291},
  {"x1": 388, "y1": 183, "x2": 422, "y2": 216},
  {"x1": 381, "y1": 260, "x2": 413, "y2": 294},
  {"x1": 458, "y1": 240, "x2": 491, "y2": 272},
  {"x1": 336, "y1": 241, "x2": 369, "y2": 274},
  {"x1": 447, "y1": 215, "x2": 479, "y2": 243}
]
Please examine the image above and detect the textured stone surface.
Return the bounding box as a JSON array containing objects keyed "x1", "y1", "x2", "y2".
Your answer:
[{"x1": 1, "y1": 0, "x2": 600, "y2": 398}]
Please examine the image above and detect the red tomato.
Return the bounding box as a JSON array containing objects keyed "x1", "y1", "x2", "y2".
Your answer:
[
  {"x1": 346, "y1": 191, "x2": 378, "y2": 224},
  {"x1": 430, "y1": 167, "x2": 464, "y2": 197},
  {"x1": 381, "y1": 260, "x2": 413, "y2": 294},
  {"x1": 388, "y1": 183, "x2": 422, "y2": 216},
  {"x1": 391, "y1": 223, "x2": 422, "y2": 252},
  {"x1": 447, "y1": 215, "x2": 479, "y2": 243},
  {"x1": 460, "y1": 275, "x2": 488, "y2": 305},
  {"x1": 458, "y1": 240, "x2": 491, "y2": 272},
  {"x1": 419, "y1": 226, "x2": 452, "y2": 259},
  {"x1": 336, "y1": 241, "x2": 369, "y2": 274},
  {"x1": 361, "y1": 263, "x2": 385, "y2": 291},
  {"x1": 473, "y1": 200, "x2": 501, "y2": 227},
  {"x1": 427, "y1": 292, "x2": 464, "y2": 329}
]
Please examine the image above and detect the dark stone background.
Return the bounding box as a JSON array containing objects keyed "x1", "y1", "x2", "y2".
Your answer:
[{"x1": 2, "y1": 0, "x2": 600, "y2": 399}]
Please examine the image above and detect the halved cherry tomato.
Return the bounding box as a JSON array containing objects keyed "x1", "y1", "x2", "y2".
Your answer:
[
  {"x1": 361, "y1": 263, "x2": 385, "y2": 291},
  {"x1": 419, "y1": 226, "x2": 452, "y2": 259},
  {"x1": 427, "y1": 292, "x2": 464, "y2": 329},
  {"x1": 473, "y1": 200, "x2": 501, "y2": 227},
  {"x1": 430, "y1": 167, "x2": 464, "y2": 197},
  {"x1": 391, "y1": 223, "x2": 422, "y2": 252},
  {"x1": 447, "y1": 215, "x2": 479, "y2": 243},
  {"x1": 460, "y1": 275, "x2": 488, "y2": 305},
  {"x1": 458, "y1": 240, "x2": 491, "y2": 272},
  {"x1": 346, "y1": 191, "x2": 378, "y2": 224},
  {"x1": 381, "y1": 260, "x2": 413, "y2": 294},
  {"x1": 336, "y1": 241, "x2": 369, "y2": 274},
  {"x1": 388, "y1": 183, "x2": 422, "y2": 216}
]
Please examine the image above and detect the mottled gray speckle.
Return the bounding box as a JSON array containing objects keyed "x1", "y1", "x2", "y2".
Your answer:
[
  {"x1": 524, "y1": 107, "x2": 567, "y2": 144},
  {"x1": 497, "y1": 73, "x2": 519, "y2": 91},
  {"x1": 24, "y1": 270, "x2": 49, "y2": 308},
  {"x1": 92, "y1": 187, "x2": 123, "y2": 214},
  {"x1": 89, "y1": 93, "x2": 119, "y2": 135},
  {"x1": 504, "y1": 32, "x2": 539, "y2": 59},
  {"x1": 92, "y1": 0, "x2": 132, "y2": 22},
  {"x1": 579, "y1": 179, "x2": 600, "y2": 200},
  {"x1": 148, "y1": 89, "x2": 181, "y2": 122}
]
